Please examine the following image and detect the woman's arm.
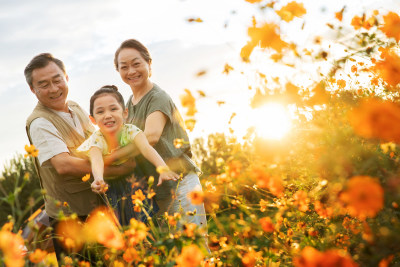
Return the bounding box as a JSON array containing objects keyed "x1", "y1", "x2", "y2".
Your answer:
[{"x1": 143, "y1": 111, "x2": 168, "y2": 146}]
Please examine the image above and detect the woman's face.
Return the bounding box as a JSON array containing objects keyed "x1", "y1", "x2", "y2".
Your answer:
[{"x1": 117, "y1": 48, "x2": 151, "y2": 89}]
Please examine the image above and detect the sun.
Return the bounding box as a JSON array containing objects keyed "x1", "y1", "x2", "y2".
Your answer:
[{"x1": 250, "y1": 103, "x2": 292, "y2": 140}]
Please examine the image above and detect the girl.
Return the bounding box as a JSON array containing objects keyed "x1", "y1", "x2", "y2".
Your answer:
[{"x1": 77, "y1": 85, "x2": 179, "y2": 225}]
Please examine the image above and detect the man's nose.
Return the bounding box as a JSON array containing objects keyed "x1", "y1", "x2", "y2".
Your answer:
[{"x1": 48, "y1": 81, "x2": 58, "y2": 92}]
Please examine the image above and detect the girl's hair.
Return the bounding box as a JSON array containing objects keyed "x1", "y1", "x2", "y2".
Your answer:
[
  {"x1": 114, "y1": 39, "x2": 152, "y2": 70},
  {"x1": 89, "y1": 85, "x2": 125, "y2": 116}
]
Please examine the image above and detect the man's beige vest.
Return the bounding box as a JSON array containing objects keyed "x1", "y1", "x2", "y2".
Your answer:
[{"x1": 26, "y1": 101, "x2": 103, "y2": 218}]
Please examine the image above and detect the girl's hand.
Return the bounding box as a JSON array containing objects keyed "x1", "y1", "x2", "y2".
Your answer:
[
  {"x1": 157, "y1": 171, "x2": 180, "y2": 186},
  {"x1": 91, "y1": 179, "x2": 109, "y2": 194}
]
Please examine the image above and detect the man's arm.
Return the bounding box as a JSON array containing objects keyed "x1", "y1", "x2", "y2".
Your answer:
[{"x1": 50, "y1": 152, "x2": 136, "y2": 177}]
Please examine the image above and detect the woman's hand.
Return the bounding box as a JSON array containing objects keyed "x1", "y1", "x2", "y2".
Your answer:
[
  {"x1": 91, "y1": 179, "x2": 109, "y2": 194},
  {"x1": 157, "y1": 170, "x2": 180, "y2": 186}
]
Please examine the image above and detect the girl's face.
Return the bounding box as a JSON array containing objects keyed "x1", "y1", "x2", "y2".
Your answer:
[
  {"x1": 90, "y1": 94, "x2": 127, "y2": 136},
  {"x1": 117, "y1": 48, "x2": 151, "y2": 89}
]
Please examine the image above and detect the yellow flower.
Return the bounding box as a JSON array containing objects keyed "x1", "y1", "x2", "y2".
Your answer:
[
  {"x1": 81, "y1": 174, "x2": 90, "y2": 182},
  {"x1": 276, "y1": 1, "x2": 306, "y2": 22},
  {"x1": 24, "y1": 144, "x2": 38, "y2": 158}
]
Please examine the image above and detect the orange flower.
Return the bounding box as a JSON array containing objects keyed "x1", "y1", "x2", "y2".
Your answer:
[
  {"x1": 85, "y1": 207, "x2": 125, "y2": 250},
  {"x1": 251, "y1": 166, "x2": 284, "y2": 197},
  {"x1": 335, "y1": 9, "x2": 344, "y2": 22},
  {"x1": 293, "y1": 190, "x2": 309, "y2": 212},
  {"x1": 245, "y1": 0, "x2": 263, "y2": 3},
  {"x1": 176, "y1": 244, "x2": 204, "y2": 267},
  {"x1": 276, "y1": 1, "x2": 306, "y2": 22},
  {"x1": 183, "y1": 223, "x2": 197, "y2": 237},
  {"x1": 131, "y1": 189, "x2": 146, "y2": 203},
  {"x1": 259, "y1": 217, "x2": 274, "y2": 232},
  {"x1": 0, "y1": 230, "x2": 25, "y2": 267},
  {"x1": 242, "y1": 250, "x2": 262, "y2": 267},
  {"x1": 380, "y1": 12, "x2": 400, "y2": 42},
  {"x1": 124, "y1": 218, "x2": 148, "y2": 246},
  {"x1": 340, "y1": 176, "x2": 384, "y2": 220},
  {"x1": 226, "y1": 160, "x2": 242, "y2": 178},
  {"x1": 185, "y1": 118, "x2": 196, "y2": 132},
  {"x1": 351, "y1": 15, "x2": 363, "y2": 30},
  {"x1": 240, "y1": 42, "x2": 255, "y2": 62},
  {"x1": 55, "y1": 218, "x2": 85, "y2": 252},
  {"x1": 29, "y1": 249, "x2": 47, "y2": 264},
  {"x1": 78, "y1": 261, "x2": 90, "y2": 267},
  {"x1": 123, "y1": 247, "x2": 139, "y2": 263},
  {"x1": 348, "y1": 98, "x2": 400, "y2": 143},
  {"x1": 294, "y1": 246, "x2": 358, "y2": 267},
  {"x1": 81, "y1": 173, "x2": 90, "y2": 182},
  {"x1": 174, "y1": 138, "x2": 185, "y2": 148},
  {"x1": 379, "y1": 255, "x2": 394, "y2": 267},
  {"x1": 259, "y1": 199, "x2": 268, "y2": 212},
  {"x1": 370, "y1": 48, "x2": 400, "y2": 87},
  {"x1": 24, "y1": 144, "x2": 38, "y2": 158},
  {"x1": 180, "y1": 89, "x2": 197, "y2": 116},
  {"x1": 314, "y1": 201, "x2": 334, "y2": 219},
  {"x1": 336, "y1": 79, "x2": 346, "y2": 89},
  {"x1": 223, "y1": 63, "x2": 234, "y2": 74},
  {"x1": 188, "y1": 189, "x2": 204, "y2": 205},
  {"x1": 248, "y1": 23, "x2": 288, "y2": 53}
]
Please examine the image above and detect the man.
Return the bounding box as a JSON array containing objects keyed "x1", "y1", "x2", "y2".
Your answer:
[{"x1": 24, "y1": 53, "x2": 135, "y2": 263}]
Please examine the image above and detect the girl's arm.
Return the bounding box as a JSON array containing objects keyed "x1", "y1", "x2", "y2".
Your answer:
[
  {"x1": 133, "y1": 132, "x2": 179, "y2": 186},
  {"x1": 88, "y1": 147, "x2": 107, "y2": 193}
]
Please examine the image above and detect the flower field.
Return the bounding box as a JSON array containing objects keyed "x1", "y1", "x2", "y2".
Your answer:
[{"x1": 1, "y1": 1, "x2": 400, "y2": 266}]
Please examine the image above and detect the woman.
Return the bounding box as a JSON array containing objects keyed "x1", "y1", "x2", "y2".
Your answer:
[{"x1": 113, "y1": 39, "x2": 208, "y2": 234}]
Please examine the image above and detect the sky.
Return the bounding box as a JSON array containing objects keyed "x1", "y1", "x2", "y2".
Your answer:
[{"x1": 0, "y1": 0, "x2": 399, "y2": 171}]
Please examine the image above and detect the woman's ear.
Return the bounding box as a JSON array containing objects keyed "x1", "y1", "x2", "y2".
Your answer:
[{"x1": 89, "y1": 115, "x2": 97, "y2": 125}]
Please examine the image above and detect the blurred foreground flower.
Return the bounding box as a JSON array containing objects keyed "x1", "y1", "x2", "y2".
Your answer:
[
  {"x1": 380, "y1": 12, "x2": 400, "y2": 42},
  {"x1": 349, "y1": 98, "x2": 400, "y2": 143},
  {"x1": 370, "y1": 48, "x2": 400, "y2": 87},
  {"x1": 0, "y1": 230, "x2": 25, "y2": 267},
  {"x1": 85, "y1": 207, "x2": 125, "y2": 249},
  {"x1": 276, "y1": 1, "x2": 306, "y2": 22},
  {"x1": 55, "y1": 217, "x2": 85, "y2": 252},
  {"x1": 294, "y1": 246, "x2": 358, "y2": 266},
  {"x1": 175, "y1": 244, "x2": 204, "y2": 267},
  {"x1": 340, "y1": 176, "x2": 384, "y2": 220},
  {"x1": 29, "y1": 248, "x2": 47, "y2": 264}
]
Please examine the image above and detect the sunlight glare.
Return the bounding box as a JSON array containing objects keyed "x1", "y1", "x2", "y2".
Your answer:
[{"x1": 251, "y1": 103, "x2": 291, "y2": 140}]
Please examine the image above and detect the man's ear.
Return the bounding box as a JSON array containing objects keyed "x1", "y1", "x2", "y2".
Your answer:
[
  {"x1": 30, "y1": 86, "x2": 36, "y2": 94},
  {"x1": 89, "y1": 115, "x2": 97, "y2": 125}
]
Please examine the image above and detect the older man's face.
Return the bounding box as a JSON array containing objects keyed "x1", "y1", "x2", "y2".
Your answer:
[{"x1": 30, "y1": 62, "x2": 69, "y2": 112}]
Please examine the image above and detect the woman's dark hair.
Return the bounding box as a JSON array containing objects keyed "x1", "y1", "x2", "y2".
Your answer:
[
  {"x1": 114, "y1": 39, "x2": 152, "y2": 70},
  {"x1": 24, "y1": 53, "x2": 66, "y2": 87},
  {"x1": 89, "y1": 85, "x2": 125, "y2": 116}
]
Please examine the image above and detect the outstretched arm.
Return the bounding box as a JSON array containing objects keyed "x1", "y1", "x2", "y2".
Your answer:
[
  {"x1": 88, "y1": 147, "x2": 108, "y2": 193},
  {"x1": 133, "y1": 132, "x2": 179, "y2": 186}
]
